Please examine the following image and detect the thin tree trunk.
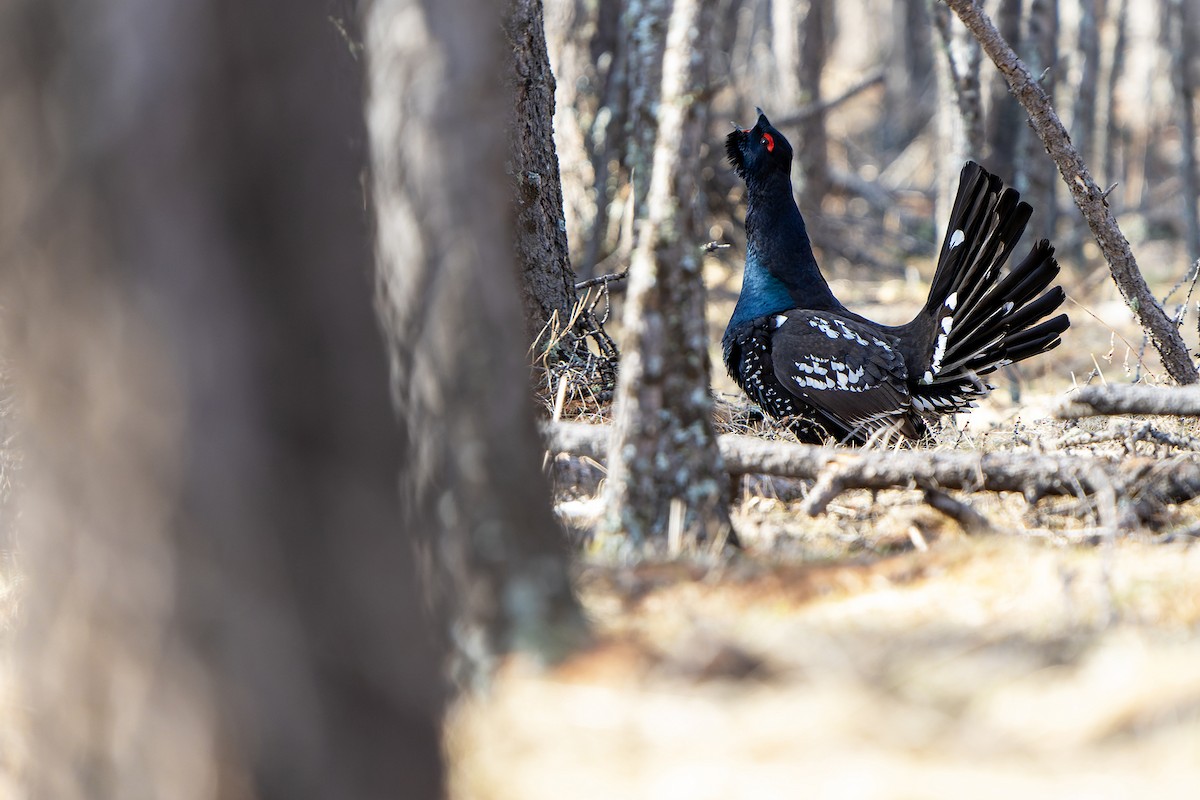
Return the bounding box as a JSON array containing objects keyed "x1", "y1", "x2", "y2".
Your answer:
[
  {"x1": 626, "y1": 0, "x2": 672, "y2": 223},
  {"x1": 1068, "y1": 0, "x2": 1102, "y2": 262},
  {"x1": 933, "y1": 3, "x2": 983, "y2": 226},
  {"x1": 1100, "y1": 0, "x2": 1129, "y2": 184},
  {"x1": 772, "y1": 0, "x2": 803, "y2": 114},
  {"x1": 1169, "y1": 0, "x2": 1200, "y2": 264},
  {"x1": 1074, "y1": 0, "x2": 1102, "y2": 169},
  {"x1": 604, "y1": 0, "x2": 731, "y2": 546},
  {"x1": 883, "y1": 0, "x2": 934, "y2": 149},
  {"x1": 365, "y1": 0, "x2": 587, "y2": 685},
  {"x1": 944, "y1": 0, "x2": 1200, "y2": 385},
  {"x1": 506, "y1": 0, "x2": 586, "y2": 347},
  {"x1": 1023, "y1": 0, "x2": 1059, "y2": 243},
  {"x1": 3, "y1": 0, "x2": 444, "y2": 796},
  {"x1": 985, "y1": 0, "x2": 1024, "y2": 180},
  {"x1": 798, "y1": 0, "x2": 832, "y2": 210}
]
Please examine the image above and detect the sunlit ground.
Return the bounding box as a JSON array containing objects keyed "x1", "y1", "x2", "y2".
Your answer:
[{"x1": 450, "y1": 237, "x2": 1200, "y2": 799}]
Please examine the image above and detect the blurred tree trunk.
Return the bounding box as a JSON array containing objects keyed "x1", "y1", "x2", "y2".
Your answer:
[
  {"x1": 933, "y1": 4, "x2": 983, "y2": 227},
  {"x1": 604, "y1": 0, "x2": 731, "y2": 547},
  {"x1": 1074, "y1": 0, "x2": 1101, "y2": 169},
  {"x1": 772, "y1": 0, "x2": 802, "y2": 113},
  {"x1": 798, "y1": 0, "x2": 831, "y2": 211},
  {"x1": 1101, "y1": 0, "x2": 1130, "y2": 190},
  {"x1": 884, "y1": 0, "x2": 934, "y2": 149},
  {"x1": 626, "y1": 0, "x2": 672, "y2": 221},
  {"x1": 985, "y1": 0, "x2": 1024, "y2": 181},
  {"x1": 1168, "y1": 0, "x2": 1200, "y2": 264},
  {"x1": 3, "y1": 0, "x2": 443, "y2": 797},
  {"x1": 1023, "y1": 0, "x2": 1059, "y2": 243},
  {"x1": 366, "y1": 0, "x2": 587, "y2": 685},
  {"x1": 506, "y1": 0, "x2": 587, "y2": 348}
]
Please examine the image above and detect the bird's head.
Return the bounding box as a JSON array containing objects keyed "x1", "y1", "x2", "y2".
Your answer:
[{"x1": 726, "y1": 108, "x2": 792, "y2": 183}]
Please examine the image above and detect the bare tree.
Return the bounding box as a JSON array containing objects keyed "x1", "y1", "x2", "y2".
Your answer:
[
  {"x1": 1167, "y1": 0, "x2": 1200, "y2": 264},
  {"x1": 604, "y1": 0, "x2": 731, "y2": 546},
  {"x1": 985, "y1": 0, "x2": 1025, "y2": 181},
  {"x1": 944, "y1": 0, "x2": 1200, "y2": 385},
  {"x1": 798, "y1": 0, "x2": 832, "y2": 211},
  {"x1": 365, "y1": 0, "x2": 587, "y2": 683},
  {"x1": 507, "y1": 0, "x2": 589, "y2": 346},
  {"x1": 933, "y1": 4, "x2": 983, "y2": 225},
  {"x1": 1074, "y1": 0, "x2": 1102, "y2": 170},
  {"x1": 1100, "y1": 0, "x2": 1130, "y2": 184},
  {"x1": 1022, "y1": 0, "x2": 1060, "y2": 243},
  {"x1": 3, "y1": 0, "x2": 443, "y2": 796},
  {"x1": 883, "y1": 0, "x2": 934, "y2": 148}
]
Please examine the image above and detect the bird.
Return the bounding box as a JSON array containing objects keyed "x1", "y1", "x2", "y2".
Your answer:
[{"x1": 722, "y1": 110, "x2": 1070, "y2": 445}]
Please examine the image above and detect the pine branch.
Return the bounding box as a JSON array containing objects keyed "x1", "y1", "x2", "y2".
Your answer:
[{"x1": 942, "y1": 0, "x2": 1199, "y2": 385}]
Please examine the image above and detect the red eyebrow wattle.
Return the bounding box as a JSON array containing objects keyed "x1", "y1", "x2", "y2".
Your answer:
[{"x1": 763, "y1": 132, "x2": 775, "y2": 152}]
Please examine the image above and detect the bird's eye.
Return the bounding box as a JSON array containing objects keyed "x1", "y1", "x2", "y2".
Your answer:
[{"x1": 762, "y1": 132, "x2": 775, "y2": 152}]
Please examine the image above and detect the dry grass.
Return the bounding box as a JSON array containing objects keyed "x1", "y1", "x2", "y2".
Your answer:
[{"x1": 452, "y1": 248, "x2": 1200, "y2": 799}]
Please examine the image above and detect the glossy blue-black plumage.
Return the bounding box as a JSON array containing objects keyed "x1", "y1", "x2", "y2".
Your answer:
[{"x1": 723, "y1": 111, "x2": 1070, "y2": 444}]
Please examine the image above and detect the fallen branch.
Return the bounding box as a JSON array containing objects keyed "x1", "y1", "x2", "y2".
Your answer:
[
  {"x1": 1056, "y1": 384, "x2": 1200, "y2": 418},
  {"x1": 943, "y1": 0, "x2": 1199, "y2": 385},
  {"x1": 545, "y1": 421, "x2": 1200, "y2": 517},
  {"x1": 923, "y1": 487, "x2": 995, "y2": 534}
]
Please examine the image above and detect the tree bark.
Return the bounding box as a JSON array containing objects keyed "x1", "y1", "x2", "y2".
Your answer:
[
  {"x1": 506, "y1": 0, "x2": 588, "y2": 348},
  {"x1": 1100, "y1": 0, "x2": 1130, "y2": 184},
  {"x1": 626, "y1": 0, "x2": 672, "y2": 221},
  {"x1": 1074, "y1": 0, "x2": 1102, "y2": 170},
  {"x1": 985, "y1": 0, "x2": 1024, "y2": 180},
  {"x1": 798, "y1": 0, "x2": 832, "y2": 211},
  {"x1": 603, "y1": 0, "x2": 731, "y2": 545},
  {"x1": 1056, "y1": 383, "x2": 1200, "y2": 416},
  {"x1": 3, "y1": 0, "x2": 443, "y2": 796},
  {"x1": 365, "y1": 0, "x2": 586, "y2": 685},
  {"x1": 933, "y1": 4, "x2": 984, "y2": 227},
  {"x1": 1169, "y1": 0, "x2": 1200, "y2": 265},
  {"x1": 1022, "y1": 0, "x2": 1059, "y2": 244},
  {"x1": 553, "y1": 422, "x2": 1200, "y2": 514},
  {"x1": 944, "y1": 0, "x2": 1200, "y2": 385}
]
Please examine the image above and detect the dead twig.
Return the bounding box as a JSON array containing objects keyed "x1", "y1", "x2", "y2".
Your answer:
[
  {"x1": 574, "y1": 270, "x2": 629, "y2": 291},
  {"x1": 923, "y1": 487, "x2": 995, "y2": 534}
]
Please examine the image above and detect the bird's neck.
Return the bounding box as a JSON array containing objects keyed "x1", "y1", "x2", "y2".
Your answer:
[{"x1": 741, "y1": 172, "x2": 839, "y2": 315}]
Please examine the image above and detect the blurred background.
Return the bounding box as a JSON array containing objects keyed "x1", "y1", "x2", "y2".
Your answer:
[{"x1": 544, "y1": 0, "x2": 1200, "y2": 394}]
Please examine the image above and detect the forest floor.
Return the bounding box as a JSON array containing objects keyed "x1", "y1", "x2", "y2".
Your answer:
[{"x1": 450, "y1": 243, "x2": 1200, "y2": 799}]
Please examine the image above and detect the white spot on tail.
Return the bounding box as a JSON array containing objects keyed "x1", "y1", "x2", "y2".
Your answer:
[
  {"x1": 945, "y1": 292, "x2": 958, "y2": 311},
  {"x1": 949, "y1": 229, "x2": 965, "y2": 249},
  {"x1": 941, "y1": 315, "x2": 954, "y2": 334}
]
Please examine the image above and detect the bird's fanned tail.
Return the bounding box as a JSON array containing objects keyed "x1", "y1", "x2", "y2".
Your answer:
[{"x1": 904, "y1": 162, "x2": 1069, "y2": 412}]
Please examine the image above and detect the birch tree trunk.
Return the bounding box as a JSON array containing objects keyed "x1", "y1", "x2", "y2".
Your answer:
[
  {"x1": 3, "y1": 0, "x2": 443, "y2": 796},
  {"x1": 933, "y1": 4, "x2": 983, "y2": 227},
  {"x1": 365, "y1": 0, "x2": 586, "y2": 685},
  {"x1": 604, "y1": 0, "x2": 731, "y2": 546}
]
